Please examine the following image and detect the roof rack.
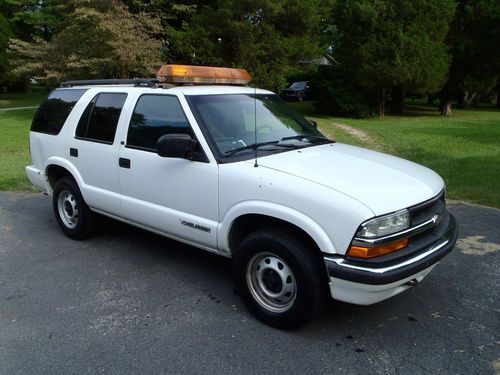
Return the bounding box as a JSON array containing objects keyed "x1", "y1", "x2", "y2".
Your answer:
[{"x1": 60, "y1": 78, "x2": 160, "y2": 88}]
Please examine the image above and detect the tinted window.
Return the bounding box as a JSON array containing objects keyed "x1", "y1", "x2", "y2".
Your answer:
[
  {"x1": 31, "y1": 89, "x2": 87, "y2": 135},
  {"x1": 127, "y1": 95, "x2": 192, "y2": 150},
  {"x1": 75, "y1": 93, "x2": 127, "y2": 143},
  {"x1": 290, "y1": 82, "x2": 307, "y2": 89}
]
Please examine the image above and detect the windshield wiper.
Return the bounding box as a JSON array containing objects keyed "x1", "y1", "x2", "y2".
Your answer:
[
  {"x1": 223, "y1": 135, "x2": 329, "y2": 157},
  {"x1": 280, "y1": 134, "x2": 333, "y2": 143},
  {"x1": 224, "y1": 141, "x2": 298, "y2": 157}
]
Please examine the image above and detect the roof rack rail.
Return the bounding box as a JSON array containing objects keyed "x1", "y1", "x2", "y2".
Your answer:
[{"x1": 61, "y1": 78, "x2": 160, "y2": 88}]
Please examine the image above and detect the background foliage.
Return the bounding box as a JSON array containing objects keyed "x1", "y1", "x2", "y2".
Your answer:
[{"x1": 1, "y1": 0, "x2": 499, "y2": 117}]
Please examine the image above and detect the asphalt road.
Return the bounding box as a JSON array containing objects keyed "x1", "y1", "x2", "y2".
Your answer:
[{"x1": 0, "y1": 192, "x2": 499, "y2": 375}]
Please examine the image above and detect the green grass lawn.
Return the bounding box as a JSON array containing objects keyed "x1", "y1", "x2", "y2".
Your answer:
[
  {"x1": 292, "y1": 101, "x2": 500, "y2": 208},
  {"x1": 0, "y1": 87, "x2": 47, "y2": 109},
  {"x1": 1, "y1": 93, "x2": 499, "y2": 208},
  {"x1": 0, "y1": 108, "x2": 38, "y2": 190}
]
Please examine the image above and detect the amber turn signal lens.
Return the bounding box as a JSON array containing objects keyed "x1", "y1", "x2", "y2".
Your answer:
[
  {"x1": 348, "y1": 238, "x2": 409, "y2": 259},
  {"x1": 157, "y1": 64, "x2": 251, "y2": 85}
]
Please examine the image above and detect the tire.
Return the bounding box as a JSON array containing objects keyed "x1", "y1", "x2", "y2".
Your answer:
[
  {"x1": 52, "y1": 177, "x2": 94, "y2": 239},
  {"x1": 233, "y1": 229, "x2": 327, "y2": 330},
  {"x1": 297, "y1": 93, "x2": 304, "y2": 102}
]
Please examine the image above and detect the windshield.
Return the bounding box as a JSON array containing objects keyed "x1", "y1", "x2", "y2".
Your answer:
[
  {"x1": 289, "y1": 82, "x2": 307, "y2": 89},
  {"x1": 186, "y1": 93, "x2": 328, "y2": 159}
]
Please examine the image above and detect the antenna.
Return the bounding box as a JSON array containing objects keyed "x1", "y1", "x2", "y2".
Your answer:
[{"x1": 253, "y1": 85, "x2": 258, "y2": 168}]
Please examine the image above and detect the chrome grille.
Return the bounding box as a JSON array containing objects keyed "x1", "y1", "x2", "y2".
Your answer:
[{"x1": 409, "y1": 190, "x2": 445, "y2": 227}]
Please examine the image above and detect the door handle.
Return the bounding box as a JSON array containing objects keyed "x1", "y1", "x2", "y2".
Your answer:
[{"x1": 119, "y1": 158, "x2": 131, "y2": 168}]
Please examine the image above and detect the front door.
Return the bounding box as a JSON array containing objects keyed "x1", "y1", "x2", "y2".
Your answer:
[{"x1": 117, "y1": 94, "x2": 218, "y2": 250}]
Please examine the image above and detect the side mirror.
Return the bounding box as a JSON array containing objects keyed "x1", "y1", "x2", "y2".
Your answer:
[
  {"x1": 156, "y1": 133, "x2": 197, "y2": 158},
  {"x1": 309, "y1": 120, "x2": 318, "y2": 129}
]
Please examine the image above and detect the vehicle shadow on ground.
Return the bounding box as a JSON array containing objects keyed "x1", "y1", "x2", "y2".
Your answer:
[{"x1": 95, "y1": 215, "x2": 410, "y2": 331}]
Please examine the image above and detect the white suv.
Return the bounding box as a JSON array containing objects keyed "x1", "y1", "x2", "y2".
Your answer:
[{"x1": 26, "y1": 65, "x2": 457, "y2": 329}]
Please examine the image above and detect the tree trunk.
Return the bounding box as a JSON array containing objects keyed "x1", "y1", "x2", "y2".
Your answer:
[
  {"x1": 471, "y1": 93, "x2": 480, "y2": 108},
  {"x1": 458, "y1": 91, "x2": 474, "y2": 109},
  {"x1": 463, "y1": 91, "x2": 477, "y2": 108},
  {"x1": 390, "y1": 86, "x2": 404, "y2": 113},
  {"x1": 497, "y1": 81, "x2": 500, "y2": 108},
  {"x1": 377, "y1": 87, "x2": 386, "y2": 118},
  {"x1": 440, "y1": 100, "x2": 452, "y2": 116}
]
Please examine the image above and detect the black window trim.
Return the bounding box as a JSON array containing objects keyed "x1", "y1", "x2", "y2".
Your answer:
[
  {"x1": 124, "y1": 93, "x2": 210, "y2": 163},
  {"x1": 73, "y1": 91, "x2": 128, "y2": 145},
  {"x1": 125, "y1": 144, "x2": 158, "y2": 153},
  {"x1": 76, "y1": 94, "x2": 97, "y2": 142},
  {"x1": 74, "y1": 135, "x2": 114, "y2": 145}
]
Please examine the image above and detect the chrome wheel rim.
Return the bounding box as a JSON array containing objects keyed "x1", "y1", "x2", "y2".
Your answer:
[
  {"x1": 57, "y1": 190, "x2": 79, "y2": 229},
  {"x1": 246, "y1": 252, "x2": 297, "y2": 313}
]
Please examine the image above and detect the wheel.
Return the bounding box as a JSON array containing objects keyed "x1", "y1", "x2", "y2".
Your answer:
[
  {"x1": 297, "y1": 93, "x2": 304, "y2": 102},
  {"x1": 233, "y1": 229, "x2": 327, "y2": 329},
  {"x1": 52, "y1": 177, "x2": 94, "y2": 239}
]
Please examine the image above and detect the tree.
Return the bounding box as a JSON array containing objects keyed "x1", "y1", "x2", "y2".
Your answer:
[
  {"x1": 439, "y1": 0, "x2": 500, "y2": 115},
  {"x1": 0, "y1": 0, "x2": 54, "y2": 91},
  {"x1": 0, "y1": 13, "x2": 11, "y2": 79},
  {"x1": 157, "y1": 0, "x2": 329, "y2": 91},
  {"x1": 8, "y1": 0, "x2": 163, "y2": 83},
  {"x1": 327, "y1": 0, "x2": 454, "y2": 117},
  {"x1": 496, "y1": 78, "x2": 500, "y2": 108}
]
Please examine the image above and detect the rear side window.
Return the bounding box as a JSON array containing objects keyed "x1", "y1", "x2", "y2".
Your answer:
[
  {"x1": 75, "y1": 93, "x2": 127, "y2": 144},
  {"x1": 126, "y1": 94, "x2": 192, "y2": 151},
  {"x1": 31, "y1": 89, "x2": 87, "y2": 135}
]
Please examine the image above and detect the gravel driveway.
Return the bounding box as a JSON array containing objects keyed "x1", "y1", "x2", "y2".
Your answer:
[{"x1": 0, "y1": 192, "x2": 499, "y2": 374}]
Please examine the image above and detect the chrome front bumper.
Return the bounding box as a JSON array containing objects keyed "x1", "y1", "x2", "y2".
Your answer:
[{"x1": 324, "y1": 213, "x2": 458, "y2": 304}]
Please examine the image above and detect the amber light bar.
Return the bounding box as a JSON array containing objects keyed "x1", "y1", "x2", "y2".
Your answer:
[
  {"x1": 347, "y1": 238, "x2": 409, "y2": 259},
  {"x1": 157, "y1": 64, "x2": 251, "y2": 85}
]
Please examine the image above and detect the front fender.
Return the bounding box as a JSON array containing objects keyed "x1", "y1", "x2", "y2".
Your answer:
[{"x1": 218, "y1": 200, "x2": 337, "y2": 256}]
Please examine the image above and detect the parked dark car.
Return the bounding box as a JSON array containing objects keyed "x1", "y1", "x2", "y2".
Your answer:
[{"x1": 280, "y1": 81, "x2": 312, "y2": 101}]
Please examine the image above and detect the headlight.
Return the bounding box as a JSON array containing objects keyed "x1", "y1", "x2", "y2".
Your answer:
[{"x1": 356, "y1": 209, "x2": 410, "y2": 239}]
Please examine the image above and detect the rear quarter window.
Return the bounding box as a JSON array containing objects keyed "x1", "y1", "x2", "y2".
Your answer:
[{"x1": 31, "y1": 89, "x2": 88, "y2": 135}]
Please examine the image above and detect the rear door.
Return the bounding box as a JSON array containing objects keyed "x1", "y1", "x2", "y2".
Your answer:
[
  {"x1": 70, "y1": 92, "x2": 129, "y2": 216},
  {"x1": 117, "y1": 93, "x2": 219, "y2": 250}
]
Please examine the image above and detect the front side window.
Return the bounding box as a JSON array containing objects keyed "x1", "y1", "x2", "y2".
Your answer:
[
  {"x1": 31, "y1": 89, "x2": 87, "y2": 135},
  {"x1": 75, "y1": 93, "x2": 127, "y2": 144},
  {"x1": 186, "y1": 94, "x2": 328, "y2": 160},
  {"x1": 126, "y1": 94, "x2": 193, "y2": 151}
]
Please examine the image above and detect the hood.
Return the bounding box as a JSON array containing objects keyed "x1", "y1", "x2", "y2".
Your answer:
[{"x1": 255, "y1": 143, "x2": 444, "y2": 215}]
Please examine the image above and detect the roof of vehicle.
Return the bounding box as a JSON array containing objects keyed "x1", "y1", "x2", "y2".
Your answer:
[
  {"x1": 57, "y1": 84, "x2": 273, "y2": 96},
  {"x1": 166, "y1": 85, "x2": 272, "y2": 96}
]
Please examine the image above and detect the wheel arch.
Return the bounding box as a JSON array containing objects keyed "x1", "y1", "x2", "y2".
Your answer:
[
  {"x1": 219, "y1": 201, "x2": 337, "y2": 257},
  {"x1": 44, "y1": 157, "x2": 84, "y2": 196}
]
